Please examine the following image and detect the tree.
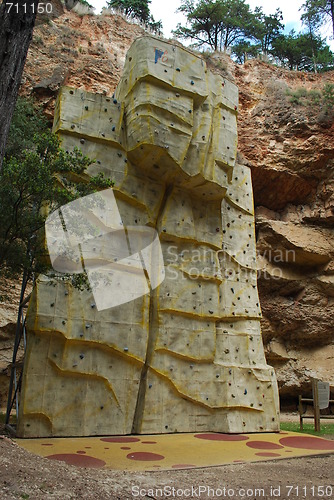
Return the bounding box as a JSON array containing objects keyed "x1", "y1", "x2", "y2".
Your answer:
[
  {"x1": 0, "y1": 0, "x2": 39, "y2": 171},
  {"x1": 272, "y1": 30, "x2": 333, "y2": 72},
  {"x1": 0, "y1": 98, "x2": 113, "y2": 283},
  {"x1": 173, "y1": 0, "x2": 255, "y2": 52},
  {"x1": 302, "y1": 7, "x2": 322, "y2": 73},
  {"x1": 232, "y1": 40, "x2": 260, "y2": 64},
  {"x1": 301, "y1": 0, "x2": 334, "y2": 38},
  {"x1": 252, "y1": 7, "x2": 284, "y2": 56},
  {"x1": 107, "y1": 0, "x2": 151, "y2": 23}
]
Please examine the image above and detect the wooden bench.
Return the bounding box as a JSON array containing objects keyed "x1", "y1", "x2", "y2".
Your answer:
[{"x1": 298, "y1": 380, "x2": 334, "y2": 431}]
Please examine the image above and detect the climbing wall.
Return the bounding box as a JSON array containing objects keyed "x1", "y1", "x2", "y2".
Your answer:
[{"x1": 17, "y1": 36, "x2": 280, "y2": 437}]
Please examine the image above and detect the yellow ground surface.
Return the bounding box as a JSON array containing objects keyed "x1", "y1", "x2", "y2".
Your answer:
[{"x1": 16, "y1": 431, "x2": 334, "y2": 471}]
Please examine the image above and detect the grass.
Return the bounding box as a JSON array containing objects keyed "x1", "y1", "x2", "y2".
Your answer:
[{"x1": 280, "y1": 421, "x2": 334, "y2": 436}]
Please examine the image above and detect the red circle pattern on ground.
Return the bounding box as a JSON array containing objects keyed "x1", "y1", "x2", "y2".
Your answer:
[
  {"x1": 246, "y1": 441, "x2": 284, "y2": 450},
  {"x1": 194, "y1": 433, "x2": 249, "y2": 441},
  {"x1": 279, "y1": 436, "x2": 334, "y2": 450},
  {"x1": 126, "y1": 452, "x2": 165, "y2": 461},
  {"x1": 100, "y1": 437, "x2": 141, "y2": 443},
  {"x1": 46, "y1": 454, "x2": 106, "y2": 468}
]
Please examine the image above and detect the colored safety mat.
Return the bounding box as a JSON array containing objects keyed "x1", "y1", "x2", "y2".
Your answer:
[{"x1": 16, "y1": 431, "x2": 334, "y2": 471}]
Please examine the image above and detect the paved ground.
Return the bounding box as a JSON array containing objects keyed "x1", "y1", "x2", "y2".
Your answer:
[{"x1": 1, "y1": 414, "x2": 333, "y2": 500}]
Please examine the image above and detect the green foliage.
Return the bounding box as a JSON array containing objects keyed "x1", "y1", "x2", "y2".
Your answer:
[
  {"x1": 232, "y1": 40, "x2": 260, "y2": 64},
  {"x1": 308, "y1": 89, "x2": 322, "y2": 104},
  {"x1": 77, "y1": 0, "x2": 94, "y2": 7},
  {"x1": 173, "y1": 0, "x2": 255, "y2": 52},
  {"x1": 148, "y1": 16, "x2": 163, "y2": 35},
  {"x1": 301, "y1": 0, "x2": 334, "y2": 38},
  {"x1": 173, "y1": 0, "x2": 333, "y2": 72},
  {"x1": 107, "y1": 0, "x2": 151, "y2": 23},
  {"x1": 106, "y1": 0, "x2": 162, "y2": 32},
  {"x1": 4, "y1": 97, "x2": 48, "y2": 160},
  {"x1": 323, "y1": 83, "x2": 334, "y2": 109},
  {"x1": 252, "y1": 7, "x2": 284, "y2": 55},
  {"x1": 286, "y1": 84, "x2": 334, "y2": 109},
  {"x1": 0, "y1": 98, "x2": 114, "y2": 282},
  {"x1": 286, "y1": 87, "x2": 308, "y2": 104},
  {"x1": 272, "y1": 30, "x2": 334, "y2": 72}
]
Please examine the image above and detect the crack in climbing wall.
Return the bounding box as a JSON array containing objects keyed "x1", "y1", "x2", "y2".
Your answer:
[{"x1": 132, "y1": 184, "x2": 174, "y2": 434}]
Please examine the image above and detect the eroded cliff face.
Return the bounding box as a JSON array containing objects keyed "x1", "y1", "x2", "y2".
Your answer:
[
  {"x1": 232, "y1": 61, "x2": 334, "y2": 402},
  {"x1": 1, "y1": 9, "x2": 333, "y2": 409}
]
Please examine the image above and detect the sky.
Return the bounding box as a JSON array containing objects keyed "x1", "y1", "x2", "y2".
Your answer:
[{"x1": 89, "y1": 0, "x2": 333, "y2": 50}]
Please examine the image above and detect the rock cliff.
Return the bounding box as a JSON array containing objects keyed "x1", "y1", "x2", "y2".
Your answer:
[{"x1": 1, "y1": 8, "x2": 333, "y2": 409}]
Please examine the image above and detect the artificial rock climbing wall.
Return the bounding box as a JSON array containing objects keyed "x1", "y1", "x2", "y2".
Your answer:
[{"x1": 17, "y1": 36, "x2": 280, "y2": 437}]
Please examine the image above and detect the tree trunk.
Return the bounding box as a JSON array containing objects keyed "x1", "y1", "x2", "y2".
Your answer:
[
  {"x1": 0, "y1": 0, "x2": 39, "y2": 171},
  {"x1": 330, "y1": 0, "x2": 334, "y2": 37}
]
